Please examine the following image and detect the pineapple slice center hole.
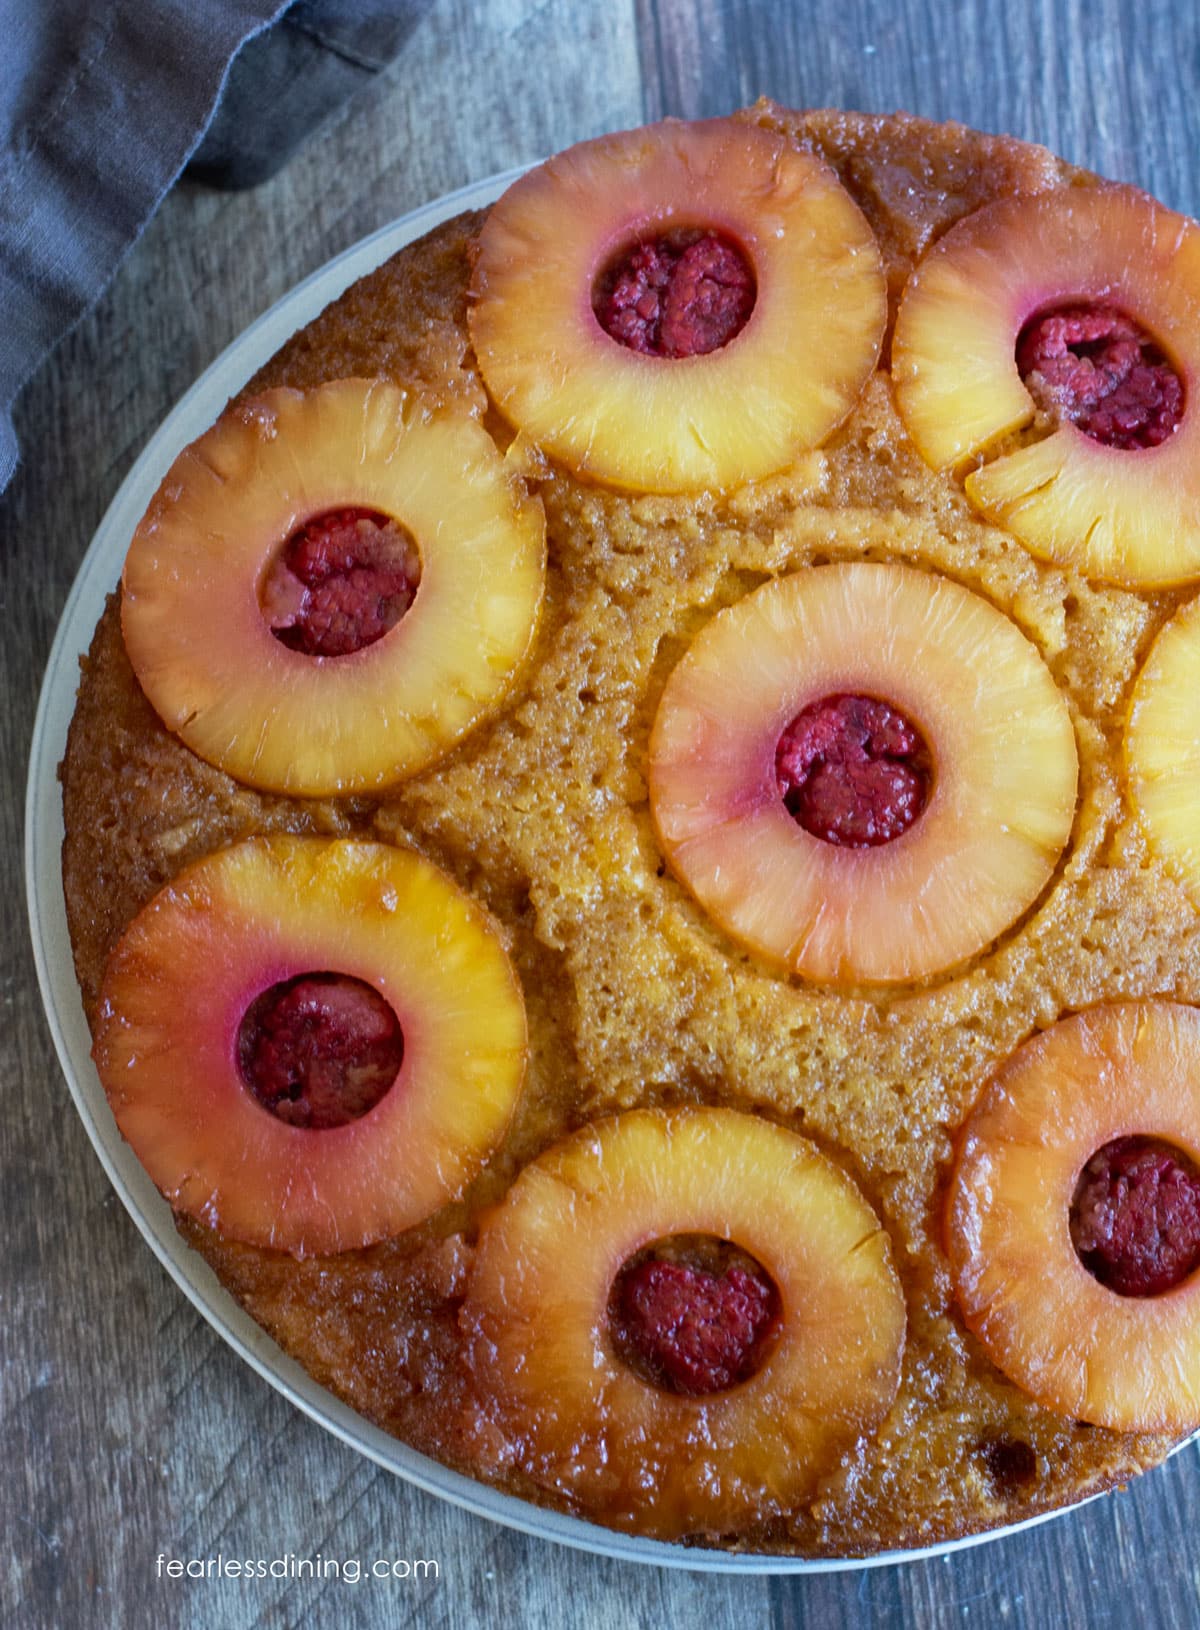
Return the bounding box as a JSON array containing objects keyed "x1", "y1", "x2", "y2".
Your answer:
[
  {"x1": 1069, "y1": 1134, "x2": 1200, "y2": 1297},
  {"x1": 1016, "y1": 303, "x2": 1184, "y2": 451},
  {"x1": 260, "y1": 507, "x2": 422, "y2": 658},
  {"x1": 237, "y1": 971, "x2": 404, "y2": 1130},
  {"x1": 607, "y1": 1233, "x2": 782, "y2": 1395},
  {"x1": 775, "y1": 692, "x2": 932, "y2": 848},
  {"x1": 592, "y1": 229, "x2": 756, "y2": 358}
]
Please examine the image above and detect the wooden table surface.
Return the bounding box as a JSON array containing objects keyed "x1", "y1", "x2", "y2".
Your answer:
[{"x1": 6, "y1": 2, "x2": 1200, "y2": 1626}]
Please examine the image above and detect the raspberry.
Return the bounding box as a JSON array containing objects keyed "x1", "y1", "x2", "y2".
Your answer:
[
  {"x1": 1070, "y1": 1135, "x2": 1200, "y2": 1296},
  {"x1": 1017, "y1": 304, "x2": 1183, "y2": 450},
  {"x1": 776, "y1": 692, "x2": 931, "y2": 847},
  {"x1": 595, "y1": 231, "x2": 755, "y2": 357},
  {"x1": 262, "y1": 507, "x2": 421, "y2": 657},
  {"x1": 238, "y1": 972, "x2": 403, "y2": 1130},
  {"x1": 609, "y1": 1250, "x2": 780, "y2": 1394}
]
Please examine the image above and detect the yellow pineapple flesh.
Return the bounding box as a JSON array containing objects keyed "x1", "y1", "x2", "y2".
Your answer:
[
  {"x1": 948, "y1": 1003, "x2": 1200, "y2": 1432},
  {"x1": 122, "y1": 379, "x2": 546, "y2": 795},
  {"x1": 892, "y1": 186, "x2": 1200, "y2": 586},
  {"x1": 93, "y1": 837, "x2": 528, "y2": 1257},
  {"x1": 649, "y1": 561, "x2": 1078, "y2": 984},
  {"x1": 468, "y1": 117, "x2": 885, "y2": 495},
  {"x1": 1127, "y1": 590, "x2": 1200, "y2": 900},
  {"x1": 460, "y1": 1107, "x2": 905, "y2": 1539}
]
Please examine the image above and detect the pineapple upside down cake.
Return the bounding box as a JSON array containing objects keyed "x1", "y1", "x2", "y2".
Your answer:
[{"x1": 62, "y1": 103, "x2": 1200, "y2": 1554}]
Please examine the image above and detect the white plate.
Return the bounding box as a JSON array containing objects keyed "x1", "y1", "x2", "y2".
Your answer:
[{"x1": 24, "y1": 170, "x2": 1160, "y2": 1573}]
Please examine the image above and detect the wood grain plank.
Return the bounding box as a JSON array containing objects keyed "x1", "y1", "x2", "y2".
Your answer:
[{"x1": 637, "y1": 0, "x2": 1199, "y2": 212}]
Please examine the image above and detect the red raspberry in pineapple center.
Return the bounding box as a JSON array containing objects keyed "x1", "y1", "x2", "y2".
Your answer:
[
  {"x1": 1016, "y1": 303, "x2": 1184, "y2": 450},
  {"x1": 608, "y1": 1236, "x2": 781, "y2": 1395},
  {"x1": 261, "y1": 507, "x2": 421, "y2": 658},
  {"x1": 776, "y1": 692, "x2": 932, "y2": 848},
  {"x1": 594, "y1": 229, "x2": 756, "y2": 357},
  {"x1": 238, "y1": 972, "x2": 404, "y2": 1130},
  {"x1": 1070, "y1": 1135, "x2": 1200, "y2": 1296}
]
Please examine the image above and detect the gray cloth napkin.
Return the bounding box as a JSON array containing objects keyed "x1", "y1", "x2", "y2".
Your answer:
[
  {"x1": 0, "y1": 0, "x2": 423, "y2": 493},
  {"x1": 190, "y1": 0, "x2": 427, "y2": 190}
]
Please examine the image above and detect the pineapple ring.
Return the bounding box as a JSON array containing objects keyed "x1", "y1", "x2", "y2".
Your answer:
[
  {"x1": 468, "y1": 117, "x2": 886, "y2": 495},
  {"x1": 121, "y1": 379, "x2": 546, "y2": 796},
  {"x1": 92, "y1": 837, "x2": 528, "y2": 1257},
  {"x1": 649, "y1": 561, "x2": 1078, "y2": 985},
  {"x1": 1127, "y1": 592, "x2": 1200, "y2": 902},
  {"x1": 461, "y1": 1107, "x2": 905, "y2": 1539},
  {"x1": 892, "y1": 186, "x2": 1200, "y2": 586},
  {"x1": 947, "y1": 1002, "x2": 1200, "y2": 1432}
]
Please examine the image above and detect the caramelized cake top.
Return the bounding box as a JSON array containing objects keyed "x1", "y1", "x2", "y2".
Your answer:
[{"x1": 62, "y1": 104, "x2": 1200, "y2": 1553}]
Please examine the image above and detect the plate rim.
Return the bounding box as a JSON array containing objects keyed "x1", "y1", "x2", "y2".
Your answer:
[{"x1": 23, "y1": 166, "x2": 1186, "y2": 1575}]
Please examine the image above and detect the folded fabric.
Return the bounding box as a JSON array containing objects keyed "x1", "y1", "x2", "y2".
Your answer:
[
  {"x1": 189, "y1": 0, "x2": 427, "y2": 190},
  {"x1": 0, "y1": 0, "x2": 424, "y2": 494}
]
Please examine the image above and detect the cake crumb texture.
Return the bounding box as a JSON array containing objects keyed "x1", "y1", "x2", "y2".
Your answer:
[{"x1": 62, "y1": 105, "x2": 1200, "y2": 1553}]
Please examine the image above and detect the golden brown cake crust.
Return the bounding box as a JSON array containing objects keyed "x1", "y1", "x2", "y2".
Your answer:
[{"x1": 61, "y1": 104, "x2": 1200, "y2": 1554}]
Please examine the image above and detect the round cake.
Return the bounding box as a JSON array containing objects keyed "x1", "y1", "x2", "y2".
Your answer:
[{"x1": 61, "y1": 102, "x2": 1200, "y2": 1555}]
